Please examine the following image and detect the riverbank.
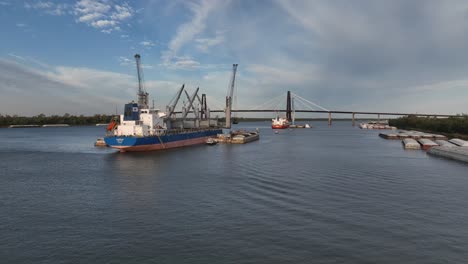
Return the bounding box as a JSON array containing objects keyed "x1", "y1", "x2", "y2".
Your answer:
[
  {"x1": 389, "y1": 116, "x2": 468, "y2": 140},
  {"x1": 0, "y1": 114, "x2": 114, "y2": 127}
]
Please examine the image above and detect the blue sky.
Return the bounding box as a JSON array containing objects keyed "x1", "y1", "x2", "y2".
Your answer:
[{"x1": 1, "y1": 0, "x2": 468, "y2": 116}]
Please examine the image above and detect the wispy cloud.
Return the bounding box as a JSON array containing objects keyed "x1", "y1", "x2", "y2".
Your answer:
[
  {"x1": 118, "y1": 56, "x2": 132, "y2": 66},
  {"x1": 24, "y1": 1, "x2": 69, "y2": 16},
  {"x1": 0, "y1": 1, "x2": 10, "y2": 6},
  {"x1": 195, "y1": 30, "x2": 225, "y2": 53},
  {"x1": 140, "y1": 41, "x2": 155, "y2": 47},
  {"x1": 162, "y1": 0, "x2": 223, "y2": 64},
  {"x1": 8, "y1": 53, "x2": 26, "y2": 61},
  {"x1": 7, "y1": 53, "x2": 51, "y2": 69},
  {"x1": 77, "y1": 12, "x2": 103, "y2": 23},
  {"x1": 173, "y1": 56, "x2": 200, "y2": 69},
  {"x1": 16, "y1": 23, "x2": 27, "y2": 28},
  {"x1": 118, "y1": 56, "x2": 154, "y2": 69}
]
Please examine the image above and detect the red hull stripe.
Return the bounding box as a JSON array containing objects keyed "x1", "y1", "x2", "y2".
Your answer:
[{"x1": 111, "y1": 136, "x2": 212, "y2": 152}]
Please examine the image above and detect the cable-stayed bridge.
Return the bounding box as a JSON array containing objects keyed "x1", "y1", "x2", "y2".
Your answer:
[
  {"x1": 176, "y1": 90, "x2": 460, "y2": 126},
  {"x1": 171, "y1": 64, "x2": 461, "y2": 127}
]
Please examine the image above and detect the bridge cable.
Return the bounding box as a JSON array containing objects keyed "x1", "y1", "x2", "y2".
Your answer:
[
  {"x1": 251, "y1": 93, "x2": 285, "y2": 110},
  {"x1": 292, "y1": 93, "x2": 329, "y2": 111}
]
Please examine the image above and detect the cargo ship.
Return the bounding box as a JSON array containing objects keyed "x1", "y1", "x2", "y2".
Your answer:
[{"x1": 104, "y1": 54, "x2": 222, "y2": 152}]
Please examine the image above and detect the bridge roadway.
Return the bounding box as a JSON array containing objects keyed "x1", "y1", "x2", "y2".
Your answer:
[
  {"x1": 175, "y1": 109, "x2": 460, "y2": 125},
  {"x1": 207, "y1": 109, "x2": 459, "y2": 118}
]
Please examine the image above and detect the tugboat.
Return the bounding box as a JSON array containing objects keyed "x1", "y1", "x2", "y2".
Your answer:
[
  {"x1": 94, "y1": 138, "x2": 107, "y2": 147},
  {"x1": 271, "y1": 115, "x2": 289, "y2": 129},
  {"x1": 205, "y1": 138, "x2": 217, "y2": 145},
  {"x1": 104, "y1": 54, "x2": 223, "y2": 152}
]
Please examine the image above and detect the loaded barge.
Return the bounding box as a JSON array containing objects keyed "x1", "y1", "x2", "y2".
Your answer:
[{"x1": 216, "y1": 129, "x2": 260, "y2": 144}]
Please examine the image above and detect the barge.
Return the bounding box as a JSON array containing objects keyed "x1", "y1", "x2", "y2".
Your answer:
[
  {"x1": 428, "y1": 146, "x2": 468, "y2": 163},
  {"x1": 435, "y1": 140, "x2": 457, "y2": 147},
  {"x1": 402, "y1": 138, "x2": 421, "y2": 149},
  {"x1": 449, "y1": 138, "x2": 468, "y2": 147},
  {"x1": 216, "y1": 130, "x2": 260, "y2": 144},
  {"x1": 417, "y1": 138, "x2": 438, "y2": 150}
]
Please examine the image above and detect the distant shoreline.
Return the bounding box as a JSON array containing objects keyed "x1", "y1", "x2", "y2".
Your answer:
[
  {"x1": 0, "y1": 114, "x2": 114, "y2": 128},
  {"x1": 0, "y1": 113, "x2": 390, "y2": 128}
]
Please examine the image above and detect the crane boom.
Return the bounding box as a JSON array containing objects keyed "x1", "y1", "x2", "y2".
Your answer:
[
  {"x1": 228, "y1": 64, "x2": 238, "y2": 102},
  {"x1": 135, "y1": 54, "x2": 148, "y2": 108},
  {"x1": 182, "y1": 87, "x2": 199, "y2": 119},
  {"x1": 166, "y1": 84, "x2": 185, "y2": 118},
  {"x1": 225, "y1": 64, "x2": 238, "y2": 129}
]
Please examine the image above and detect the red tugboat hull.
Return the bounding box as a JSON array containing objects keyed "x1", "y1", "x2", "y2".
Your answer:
[{"x1": 272, "y1": 124, "x2": 289, "y2": 129}]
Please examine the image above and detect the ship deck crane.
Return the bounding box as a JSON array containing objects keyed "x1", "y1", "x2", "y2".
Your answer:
[
  {"x1": 225, "y1": 64, "x2": 238, "y2": 129},
  {"x1": 166, "y1": 84, "x2": 185, "y2": 118},
  {"x1": 182, "y1": 87, "x2": 200, "y2": 120},
  {"x1": 134, "y1": 54, "x2": 149, "y2": 109}
]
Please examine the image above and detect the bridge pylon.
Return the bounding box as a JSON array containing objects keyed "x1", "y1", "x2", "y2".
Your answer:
[{"x1": 286, "y1": 91, "x2": 292, "y2": 122}]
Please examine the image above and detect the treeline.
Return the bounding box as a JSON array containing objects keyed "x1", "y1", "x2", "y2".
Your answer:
[
  {"x1": 389, "y1": 115, "x2": 468, "y2": 135},
  {"x1": 0, "y1": 114, "x2": 115, "y2": 127}
]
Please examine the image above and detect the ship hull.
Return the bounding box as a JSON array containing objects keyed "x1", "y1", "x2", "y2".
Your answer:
[
  {"x1": 271, "y1": 125, "x2": 289, "y2": 129},
  {"x1": 105, "y1": 129, "x2": 222, "y2": 152}
]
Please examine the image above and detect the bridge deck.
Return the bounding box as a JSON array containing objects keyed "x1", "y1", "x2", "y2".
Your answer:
[{"x1": 204, "y1": 109, "x2": 459, "y2": 118}]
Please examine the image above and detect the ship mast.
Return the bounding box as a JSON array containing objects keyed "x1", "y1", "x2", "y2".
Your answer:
[{"x1": 135, "y1": 54, "x2": 149, "y2": 108}]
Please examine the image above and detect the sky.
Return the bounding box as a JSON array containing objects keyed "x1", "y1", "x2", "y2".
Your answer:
[{"x1": 1, "y1": 0, "x2": 468, "y2": 116}]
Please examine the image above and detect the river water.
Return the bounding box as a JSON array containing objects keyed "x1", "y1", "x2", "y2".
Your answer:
[{"x1": 1, "y1": 121, "x2": 467, "y2": 263}]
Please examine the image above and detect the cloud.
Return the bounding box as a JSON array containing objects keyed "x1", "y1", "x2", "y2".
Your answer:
[
  {"x1": 10, "y1": 1, "x2": 468, "y2": 115},
  {"x1": 0, "y1": 59, "x2": 128, "y2": 115},
  {"x1": 0, "y1": 59, "x2": 180, "y2": 115},
  {"x1": 174, "y1": 59, "x2": 200, "y2": 69},
  {"x1": 140, "y1": 41, "x2": 155, "y2": 47},
  {"x1": 74, "y1": 0, "x2": 110, "y2": 15},
  {"x1": 77, "y1": 12, "x2": 102, "y2": 23},
  {"x1": 22, "y1": 0, "x2": 132, "y2": 32},
  {"x1": 16, "y1": 23, "x2": 27, "y2": 28},
  {"x1": 162, "y1": 0, "x2": 223, "y2": 63},
  {"x1": 246, "y1": 63, "x2": 320, "y2": 86},
  {"x1": 91, "y1": 19, "x2": 116, "y2": 28},
  {"x1": 160, "y1": 56, "x2": 202, "y2": 70},
  {"x1": 195, "y1": 30, "x2": 225, "y2": 53},
  {"x1": 118, "y1": 56, "x2": 154, "y2": 69},
  {"x1": 73, "y1": 0, "x2": 134, "y2": 32},
  {"x1": 24, "y1": 1, "x2": 68, "y2": 16},
  {"x1": 0, "y1": 1, "x2": 10, "y2": 6},
  {"x1": 118, "y1": 56, "x2": 133, "y2": 66},
  {"x1": 199, "y1": 0, "x2": 468, "y2": 113},
  {"x1": 8, "y1": 53, "x2": 26, "y2": 61},
  {"x1": 24, "y1": 1, "x2": 53, "y2": 10},
  {"x1": 111, "y1": 4, "x2": 133, "y2": 20}
]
